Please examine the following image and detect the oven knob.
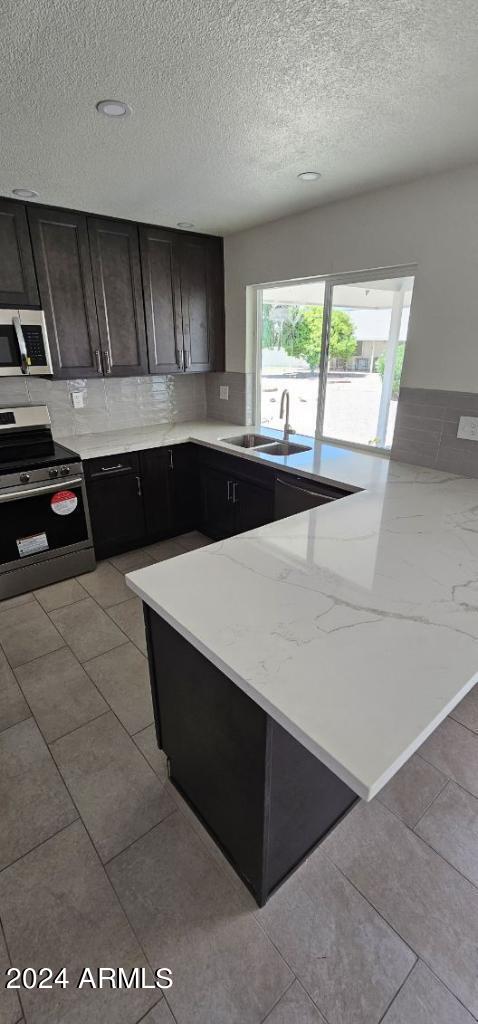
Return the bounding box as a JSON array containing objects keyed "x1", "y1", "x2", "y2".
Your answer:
[
  {"x1": 49, "y1": 468, "x2": 59, "y2": 479},
  {"x1": 60, "y1": 466, "x2": 70, "y2": 476},
  {"x1": 19, "y1": 472, "x2": 30, "y2": 484}
]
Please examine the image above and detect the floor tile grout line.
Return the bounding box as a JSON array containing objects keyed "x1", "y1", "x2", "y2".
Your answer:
[
  {"x1": 0, "y1": 711, "x2": 32, "y2": 737},
  {"x1": 46, "y1": 707, "x2": 112, "y2": 746},
  {"x1": 0, "y1": 912, "x2": 27, "y2": 1023},
  {"x1": 376, "y1": 958, "x2": 417, "y2": 1023},
  {"x1": 253, "y1": 844, "x2": 415, "y2": 1024},
  {"x1": 322, "y1": 847, "x2": 478, "y2": 1018},
  {"x1": 0, "y1": 816, "x2": 81, "y2": 878},
  {"x1": 133, "y1": 996, "x2": 173, "y2": 1024},
  {"x1": 375, "y1": 792, "x2": 478, "y2": 887},
  {"x1": 416, "y1": 747, "x2": 478, "y2": 802},
  {"x1": 448, "y1": 712, "x2": 478, "y2": 737},
  {"x1": 258, "y1": 977, "x2": 302, "y2": 1024},
  {"x1": 41, "y1": 733, "x2": 184, "y2": 979},
  {"x1": 322, "y1": 846, "x2": 418, "y2": 963},
  {"x1": 414, "y1": 960, "x2": 478, "y2": 1023},
  {"x1": 103, "y1": 807, "x2": 178, "y2": 869},
  {"x1": 104, "y1": 815, "x2": 185, "y2": 1016},
  {"x1": 412, "y1": 777, "x2": 451, "y2": 831}
]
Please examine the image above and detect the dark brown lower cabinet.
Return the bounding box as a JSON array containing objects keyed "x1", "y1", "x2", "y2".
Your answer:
[
  {"x1": 199, "y1": 450, "x2": 274, "y2": 539},
  {"x1": 145, "y1": 607, "x2": 358, "y2": 905},
  {"x1": 140, "y1": 442, "x2": 199, "y2": 542},
  {"x1": 84, "y1": 443, "x2": 348, "y2": 560},
  {"x1": 140, "y1": 447, "x2": 172, "y2": 542},
  {"x1": 84, "y1": 452, "x2": 145, "y2": 559}
]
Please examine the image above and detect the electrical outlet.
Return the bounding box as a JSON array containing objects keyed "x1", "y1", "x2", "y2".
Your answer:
[
  {"x1": 219, "y1": 385, "x2": 229, "y2": 400},
  {"x1": 457, "y1": 415, "x2": 478, "y2": 440},
  {"x1": 70, "y1": 391, "x2": 85, "y2": 410}
]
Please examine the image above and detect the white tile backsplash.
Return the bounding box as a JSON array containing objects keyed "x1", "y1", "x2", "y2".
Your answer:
[{"x1": 0, "y1": 374, "x2": 208, "y2": 437}]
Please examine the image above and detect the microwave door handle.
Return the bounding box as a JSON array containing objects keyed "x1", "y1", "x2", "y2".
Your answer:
[{"x1": 13, "y1": 316, "x2": 29, "y2": 375}]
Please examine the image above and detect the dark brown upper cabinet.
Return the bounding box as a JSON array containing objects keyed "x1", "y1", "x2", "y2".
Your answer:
[
  {"x1": 139, "y1": 225, "x2": 184, "y2": 374},
  {"x1": 140, "y1": 227, "x2": 224, "y2": 374},
  {"x1": 28, "y1": 206, "x2": 102, "y2": 378},
  {"x1": 0, "y1": 199, "x2": 39, "y2": 307},
  {"x1": 179, "y1": 235, "x2": 224, "y2": 372},
  {"x1": 88, "y1": 217, "x2": 148, "y2": 376}
]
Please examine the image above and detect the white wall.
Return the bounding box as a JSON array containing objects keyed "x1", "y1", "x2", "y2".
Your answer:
[{"x1": 224, "y1": 163, "x2": 478, "y2": 391}]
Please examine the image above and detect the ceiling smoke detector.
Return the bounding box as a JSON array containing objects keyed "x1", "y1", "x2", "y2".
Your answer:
[
  {"x1": 177, "y1": 221, "x2": 194, "y2": 229},
  {"x1": 297, "y1": 171, "x2": 322, "y2": 182},
  {"x1": 96, "y1": 99, "x2": 131, "y2": 118},
  {"x1": 12, "y1": 188, "x2": 38, "y2": 198}
]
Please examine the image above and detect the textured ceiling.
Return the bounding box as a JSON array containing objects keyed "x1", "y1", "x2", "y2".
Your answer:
[{"x1": 1, "y1": 0, "x2": 478, "y2": 234}]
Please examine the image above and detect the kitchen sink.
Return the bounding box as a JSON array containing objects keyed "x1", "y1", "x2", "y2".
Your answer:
[
  {"x1": 255, "y1": 441, "x2": 312, "y2": 456},
  {"x1": 222, "y1": 433, "x2": 273, "y2": 448}
]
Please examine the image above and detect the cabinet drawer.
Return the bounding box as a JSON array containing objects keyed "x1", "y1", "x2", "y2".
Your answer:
[{"x1": 85, "y1": 451, "x2": 140, "y2": 480}]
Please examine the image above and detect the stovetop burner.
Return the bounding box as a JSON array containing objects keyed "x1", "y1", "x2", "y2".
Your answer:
[
  {"x1": 0, "y1": 439, "x2": 80, "y2": 476},
  {"x1": 0, "y1": 405, "x2": 80, "y2": 475}
]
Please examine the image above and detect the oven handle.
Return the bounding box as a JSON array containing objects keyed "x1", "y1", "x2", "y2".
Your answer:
[
  {"x1": 13, "y1": 316, "x2": 29, "y2": 375},
  {"x1": 0, "y1": 477, "x2": 83, "y2": 502}
]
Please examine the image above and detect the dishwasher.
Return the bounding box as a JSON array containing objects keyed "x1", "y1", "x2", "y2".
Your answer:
[{"x1": 274, "y1": 473, "x2": 351, "y2": 519}]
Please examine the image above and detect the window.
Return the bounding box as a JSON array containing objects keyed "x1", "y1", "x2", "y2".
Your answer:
[{"x1": 257, "y1": 270, "x2": 415, "y2": 451}]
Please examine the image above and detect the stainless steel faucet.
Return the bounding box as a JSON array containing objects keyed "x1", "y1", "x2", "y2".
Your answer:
[{"x1": 279, "y1": 388, "x2": 295, "y2": 441}]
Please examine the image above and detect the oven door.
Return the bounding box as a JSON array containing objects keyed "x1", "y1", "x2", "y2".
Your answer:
[{"x1": 0, "y1": 477, "x2": 91, "y2": 571}]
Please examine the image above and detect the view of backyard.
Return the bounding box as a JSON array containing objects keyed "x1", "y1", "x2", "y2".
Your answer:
[
  {"x1": 259, "y1": 276, "x2": 414, "y2": 449},
  {"x1": 261, "y1": 369, "x2": 398, "y2": 448}
]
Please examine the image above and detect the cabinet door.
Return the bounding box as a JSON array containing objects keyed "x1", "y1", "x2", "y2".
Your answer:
[
  {"x1": 140, "y1": 448, "x2": 172, "y2": 541},
  {"x1": 0, "y1": 200, "x2": 39, "y2": 307},
  {"x1": 28, "y1": 206, "x2": 101, "y2": 378},
  {"x1": 179, "y1": 235, "x2": 224, "y2": 372},
  {"x1": 139, "y1": 225, "x2": 183, "y2": 373},
  {"x1": 85, "y1": 453, "x2": 145, "y2": 559},
  {"x1": 200, "y1": 466, "x2": 235, "y2": 539},
  {"x1": 169, "y1": 443, "x2": 200, "y2": 535},
  {"x1": 234, "y1": 478, "x2": 274, "y2": 534},
  {"x1": 88, "y1": 218, "x2": 148, "y2": 376}
]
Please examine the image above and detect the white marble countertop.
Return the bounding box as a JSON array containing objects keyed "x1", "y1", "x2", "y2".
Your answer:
[
  {"x1": 119, "y1": 423, "x2": 478, "y2": 801},
  {"x1": 57, "y1": 419, "x2": 388, "y2": 492}
]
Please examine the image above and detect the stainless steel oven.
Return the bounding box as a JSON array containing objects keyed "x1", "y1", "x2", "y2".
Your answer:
[
  {"x1": 0, "y1": 406, "x2": 95, "y2": 599},
  {"x1": 0, "y1": 309, "x2": 53, "y2": 375}
]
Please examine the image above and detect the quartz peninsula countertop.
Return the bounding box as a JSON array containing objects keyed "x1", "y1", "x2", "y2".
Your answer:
[{"x1": 115, "y1": 423, "x2": 478, "y2": 801}]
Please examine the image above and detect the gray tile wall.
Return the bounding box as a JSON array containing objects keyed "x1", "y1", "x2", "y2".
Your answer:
[
  {"x1": 0, "y1": 374, "x2": 207, "y2": 439},
  {"x1": 391, "y1": 387, "x2": 478, "y2": 476},
  {"x1": 205, "y1": 372, "x2": 255, "y2": 425}
]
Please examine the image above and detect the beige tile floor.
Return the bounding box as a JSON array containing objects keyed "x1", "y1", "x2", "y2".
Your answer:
[{"x1": 0, "y1": 531, "x2": 477, "y2": 1023}]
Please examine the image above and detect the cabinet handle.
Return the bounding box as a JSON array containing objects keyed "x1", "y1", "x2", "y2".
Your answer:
[
  {"x1": 169, "y1": 449, "x2": 174, "y2": 470},
  {"x1": 136, "y1": 475, "x2": 142, "y2": 497},
  {"x1": 100, "y1": 464, "x2": 124, "y2": 472},
  {"x1": 103, "y1": 349, "x2": 112, "y2": 375},
  {"x1": 227, "y1": 480, "x2": 232, "y2": 501},
  {"x1": 94, "y1": 349, "x2": 103, "y2": 374},
  {"x1": 233, "y1": 482, "x2": 238, "y2": 503}
]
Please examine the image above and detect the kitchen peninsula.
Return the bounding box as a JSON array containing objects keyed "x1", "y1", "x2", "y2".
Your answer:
[{"x1": 126, "y1": 429, "x2": 478, "y2": 905}]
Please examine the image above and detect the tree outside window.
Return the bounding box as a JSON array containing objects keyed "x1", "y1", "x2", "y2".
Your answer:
[{"x1": 262, "y1": 303, "x2": 357, "y2": 373}]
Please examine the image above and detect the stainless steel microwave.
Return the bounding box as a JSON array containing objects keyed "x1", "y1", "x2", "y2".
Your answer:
[{"x1": 0, "y1": 309, "x2": 53, "y2": 376}]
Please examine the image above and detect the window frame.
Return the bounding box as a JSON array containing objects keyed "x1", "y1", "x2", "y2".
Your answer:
[{"x1": 253, "y1": 264, "x2": 417, "y2": 455}]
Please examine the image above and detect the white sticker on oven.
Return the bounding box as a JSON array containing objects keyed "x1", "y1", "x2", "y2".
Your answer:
[
  {"x1": 17, "y1": 532, "x2": 49, "y2": 557},
  {"x1": 50, "y1": 490, "x2": 78, "y2": 516}
]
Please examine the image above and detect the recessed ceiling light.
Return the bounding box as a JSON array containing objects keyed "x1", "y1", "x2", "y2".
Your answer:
[
  {"x1": 96, "y1": 99, "x2": 131, "y2": 118},
  {"x1": 297, "y1": 171, "x2": 322, "y2": 181},
  {"x1": 12, "y1": 188, "x2": 38, "y2": 198},
  {"x1": 177, "y1": 222, "x2": 194, "y2": 229}
]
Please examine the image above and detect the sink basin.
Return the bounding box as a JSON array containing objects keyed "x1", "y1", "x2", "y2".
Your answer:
[
  {"x1": 256, "y1": 441, "x2": 312, "y2": 456},
  {"x1": 222, "y1": 433, "x2": 273, "y2": 448}
]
